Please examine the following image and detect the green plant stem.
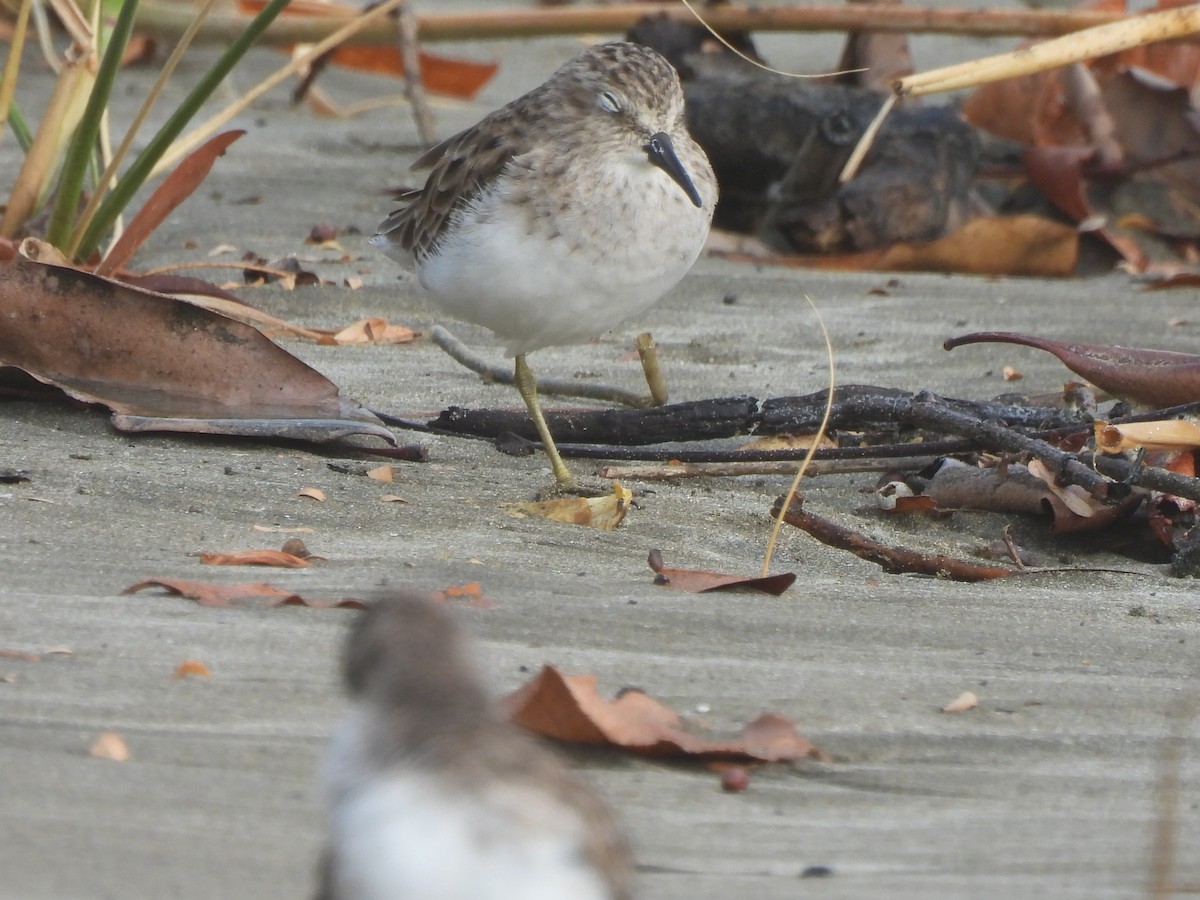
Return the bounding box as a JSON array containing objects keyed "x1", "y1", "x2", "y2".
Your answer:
[
  {"x1": 44, "y1": 0, "x2": 140, "y2": 251},
  {"x1": 75, "y1": 0, "x2": 292, "y2": 260},
  {"x1": 8, "y1": 103, "x2": 34, "y2": 152}
]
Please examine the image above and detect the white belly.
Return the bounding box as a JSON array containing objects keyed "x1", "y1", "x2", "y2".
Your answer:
[
  {"x1": 413, "y1": 159, "x2": 711, "y2": 357},
  {"x1": 328, "y1": 773, "x2": 612, "y2": 900}
]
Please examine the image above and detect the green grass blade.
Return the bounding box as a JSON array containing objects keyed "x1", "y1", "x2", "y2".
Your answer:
[
  {"x1": 44, "y1": 0, "x2": 140, "y2": 251},
  {"x1": 8, "y1": 102, "x2": 34, "y2": 152},
  {"x1": 75, "y1": 0, "x2": 292, "y2": 259}
]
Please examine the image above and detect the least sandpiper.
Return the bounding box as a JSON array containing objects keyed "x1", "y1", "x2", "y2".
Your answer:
[
  {"x1": 317, "y1": 594, "x2": 634, "y2": 899},
  {"x1": 373, "y1": 41, "x2": 717, "y2": 489}
]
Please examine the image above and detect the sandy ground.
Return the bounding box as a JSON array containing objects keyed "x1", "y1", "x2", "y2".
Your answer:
[{"x1": 2, "y1": 18, "x2": 1199, "y2": 900}]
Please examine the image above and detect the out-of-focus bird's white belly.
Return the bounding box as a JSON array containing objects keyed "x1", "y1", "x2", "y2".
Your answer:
[{"x1": 329, "y1": 773, "x2": 612, "y2": 900}]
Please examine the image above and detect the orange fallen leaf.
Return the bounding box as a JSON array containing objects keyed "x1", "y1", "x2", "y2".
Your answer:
[
  {"x1": 366, "y1": 464, "x2": 395, "y2": 482},
  {"x1": 198, "y1": 549, "x2": 312, "y2": 567},
  {"x1": 1003, "y1": 365, "x2": 1023, "y2": 381},
  {"x1": 379, "y1": 494, "x2": 407, "y2": 503},
  {"x1": 89, "y1": 731, "x2": 130, "y2": 762},
  {"x1": 173, "y1": 659, "x2": 211, "y2": 678},
  {"x1": 122, "y1": 578, "x2": 365, "y2": 610},
  {"x1": 0, "y1": 646, "x2": 73, "y2": 661},
  {"x1": 501, "y1": 665, "x2": 824, "y2": 762},
  {"x1": 647, "y1": 549, "x2": 796, "y2": 595},
  {"x1": 431, "y1": 580, "x2": 494, "y2": 608},
  {"x1": 298, "y1": 487, "x2": 327, "y2": 501},
  {"x1": 332, "y1": 317, "x2": 418, "y2": 346},
  {"x1": 941, "y1": 690, "x2": 979, "y2": 713}
]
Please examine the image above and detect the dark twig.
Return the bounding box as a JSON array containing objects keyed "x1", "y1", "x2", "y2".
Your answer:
[
  {"x1": 771, "y1": 494, "x2": 1018, "y2": 582},
  {"x1": 396, "y1": 2, "x2": 436, "y2": 147}
]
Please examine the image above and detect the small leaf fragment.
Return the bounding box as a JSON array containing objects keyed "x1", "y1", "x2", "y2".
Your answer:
[
  {"x1": 89, "y1": 731, "x2": 130, "y2": 762},
  {"x1": 298, "y1": 487, "x2": 327, "y2": 502},
  {"x1": 367, "y1": 465, "x2": 395, "y2": 482},
  {"x1": 941, "y1": 690, "x2": 979, "y2": 713},
  {"x1": 173, "y1": 659, "x2": 211, "y2": 679}
]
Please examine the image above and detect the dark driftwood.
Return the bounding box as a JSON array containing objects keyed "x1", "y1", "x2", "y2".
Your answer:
[{"x1": 417, "y1": 385, "x2": 1200, "y2": 504}]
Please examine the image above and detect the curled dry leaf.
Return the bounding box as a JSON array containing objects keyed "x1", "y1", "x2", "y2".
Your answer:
[
  {"x1": 944, "y1": 332, "x2": 1200, "y2": 407},
  {"x1": 500, "y1": 665, "x2": 824, "y2": 763},
  {"x1": 380, "y1": 494, "x2": 407, "y2": 503},
  {"x1": 332, "y1": 317, "x2": 418, "y2": 346},
  {"x1": 506, "y1": 483, "x2": 633, "y2": 530},
  {"x1": 198, "y1": 549, "x2": 312, "y2": 568},
  {"x1": 89, "y1": 731, "x2": 130, "y2": 762},
  {"x1": 647, "y1": 549, "x2": 796, "y2": 595},
  {"x1": 941, "y1": 691, "x2": 979, "y2": 713},
  {"x1": 122, "y1": 578, "x2": 365, "y2": 610},
  {"x1": 298, "y1": 487, "x2": 327, "y2": 502},
  {"x1": 0, "y1": 255, "x2": 395, "y2": 443},
  {"x1": 366, "y1": 465, "x2": 395, "y2": 482},
  {"x1": 173, "y1": 659, "x2": 212, "y2": 679}
]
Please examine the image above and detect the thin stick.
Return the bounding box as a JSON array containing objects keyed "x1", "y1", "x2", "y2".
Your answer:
[
  {"x1": 597, "y1": 457, "x2": 939, "y2": 480},
  {"x1": 761, "y1": 295, "x2": 834, "y2": 578},
  {"x1": 396, "y1": 2, "x2": 436, "y2": 148},
  {"x1": 132, "y1": 2, "x2": 1141, "y2": 46},
  {"x1": 899, "y1": 3, "x2": 1200, "y2": 96},
  {"x1": 430, "y1": 326, "x2": 652, "y2": 407}
]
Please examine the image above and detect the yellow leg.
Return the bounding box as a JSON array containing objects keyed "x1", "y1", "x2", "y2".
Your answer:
[{"x1": 513, "y1": 354, "x2": 575, "y2": 488}]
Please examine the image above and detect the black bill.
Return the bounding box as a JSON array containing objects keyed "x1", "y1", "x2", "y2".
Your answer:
[{"x1": 645, "y1": 132, "x2": 704, "y2": 208}]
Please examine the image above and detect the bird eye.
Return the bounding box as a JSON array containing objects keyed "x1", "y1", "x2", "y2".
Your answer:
[{"x1": 598, "y1": 90, "x2": 622, "y2": 113}]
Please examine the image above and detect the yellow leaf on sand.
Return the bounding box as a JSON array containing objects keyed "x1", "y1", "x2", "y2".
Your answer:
[
  {"x1": 366, "y1": 465, "x2": 394, "y2": 482},
  {"x1": 506, "y1": 483, "x2": 633, "y2": 530}
]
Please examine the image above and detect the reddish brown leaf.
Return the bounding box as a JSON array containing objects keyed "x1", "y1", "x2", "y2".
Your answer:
[
  {"x1": 944, "y1": 331, "x2": 1200, "y2": 407},
  {"x1": 235, "y1": 0, "x2": 497, "y2": 97},
  {"x1": 197, "y1": 549, "x2": 312, "y2": 568},
  {"x1": 0, "y1": 255, "x2": 395, "y2": 443},
  {"x1": 173, "y1": 659, "x2": 212, "y2": 678},
  {"x1": 647, "y1": 549, "x2": 795, "y2": 595},
  {"x1": 500, "y1": 665, "x2": 825, "y2": 763},
  {"x1": 96, "y1": 131, "x2": 245, "y2": 277},
  {"x1": 122, "y1": 578, "x2": 363, "y2": 610},
  {"x1": 431, "y1": 581, "x2": 494, "y2": 608}
]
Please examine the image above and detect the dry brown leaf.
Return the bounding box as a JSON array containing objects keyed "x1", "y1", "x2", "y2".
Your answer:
[
  {"x1": 647, "y1": 549, "x2": 796, "y2": 596},
  {"x1": 298, "y1": 487, "x2": 327, "y2": 502},
  {"x1": 251, "y1": 524, "x2": 316, "y2": 534},
  {"x1": 366, "y1": 464, "x2": 395, "y2": 482},
  {"x1": 89, "y1": 731, "x2": 130, "y2": 762},
  {"x1": 379, "y1": 494, "x2": 407, "y2": 503},
  {"x1": 122, "y1": 578, "x2": 365, "y2": 610},
  {"x1": 941, "y1": 690, "x2": 979, "y2": 713},
  {"x1": 332, "y1": 317, "x2": 418, "y2": 346},
  {"x1": 500, "y1": 665, "x2": 825, "y2": 762},
  {"x1": 0, "y1": 646, "x2": 73, "y2": 661},
  {"x1": 173, "y1": 659, "x2": 212, "y2": 679},
  {"x1": 505, "y1": 483, "x2": 633, "y2": 529},
  {"x1": 198, "y1": 549, "x2": 312, "y2": 568},
  {"x1": 0, "y1": 255, "x2": 394, "y2": 443},
  {"x1": 945, "y1": 331, "x2": 1200, "y2": 407},
  {"x1": 1003, "y1": 365, "x2": 1024, "y2": 381}
]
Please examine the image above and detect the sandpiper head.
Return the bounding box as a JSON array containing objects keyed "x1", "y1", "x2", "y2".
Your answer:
[
  {"x1": 343, "y1": 593, "x2": 490, "y2": 724},
  {"x1": 546, "y1": 41, "x2": 706, "y2": 208}
]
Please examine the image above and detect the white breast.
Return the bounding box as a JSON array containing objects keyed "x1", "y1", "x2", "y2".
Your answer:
[{"x1": 328, "y1": 772, "x2": 613, "y2": 900}]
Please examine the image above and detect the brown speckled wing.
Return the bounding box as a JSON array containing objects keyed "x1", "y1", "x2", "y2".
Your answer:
[{"x1": 377, "y1": 97, "x2": 545, "y2": 261}]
